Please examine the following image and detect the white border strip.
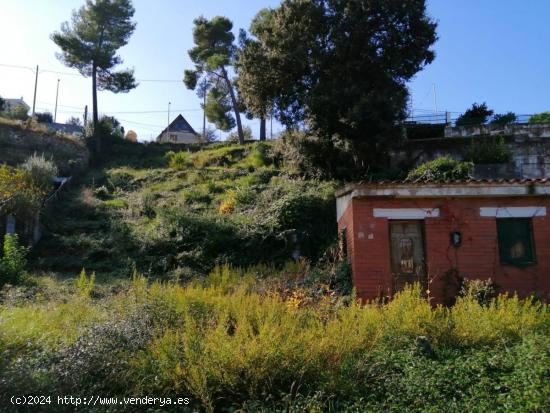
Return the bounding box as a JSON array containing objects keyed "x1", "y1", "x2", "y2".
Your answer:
[
  {"x1": 373, "y1": 208, "x2": 440, "y2": 219},
  {"x1": 479, "y1": 206, "x2": 546, "y2": 218}
]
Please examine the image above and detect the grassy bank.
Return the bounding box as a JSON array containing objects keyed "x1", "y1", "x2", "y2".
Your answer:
[
  {"x1": 34, "y1": 141, "x2": 337, "y2": 280},
  {"x1": 0, "y1": 269, "x2": 548, "y2": 412}
]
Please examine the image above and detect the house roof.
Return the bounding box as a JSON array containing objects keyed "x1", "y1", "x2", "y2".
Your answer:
[
  {"x1": 335, "y1": 178, "x2": 550, "y2": 221},
  {"x1": 156, "y1": 114, "x2": 197, "y2": 139},
  {"x1": 335, "y1": 178, "x2": 550, "y2": 199},
  {"x1": 4, "y1": 98, "x2": 30, "y2": 109}
]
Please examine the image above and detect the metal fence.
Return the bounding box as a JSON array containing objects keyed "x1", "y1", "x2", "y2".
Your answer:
[{"x1": 404, "y1": 112, "x2": 536, "y2": 127}]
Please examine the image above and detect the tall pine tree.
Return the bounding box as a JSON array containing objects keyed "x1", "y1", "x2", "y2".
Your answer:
[
  {"x1": 51, "y1": 0, "x2": 137, "y2": 155},
  {"x1": 184, "y1": 16, "x2": 245, "y2": 144}
]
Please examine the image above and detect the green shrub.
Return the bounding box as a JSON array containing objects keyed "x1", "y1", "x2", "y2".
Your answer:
[
  {"x1": 75, "y1": 268, "x2": 95, "y2": 297},
  {"x1": 107, "y1": 170, "x2": 136, "y2": 191},
  {"x1": 406, "y1": 156, "x2": 472, "y2": 182},
  {"x1": 464, "y1": 136, "x2": 512, "y2": 164},
  {"x1": 490, "y1": 112, "x2": 517, "y2": 125},
  {"x1": 166, "y1": 150, "x2": 193, "y2": 169},
  {"x1": 529, "y1": 111, "x2": 550, "y2": 124},
  {"x1": 7, "y1": 104, "x2": 29, "y2": 121},
  {"x1": 0, "y1": 279, "x2": 548, "y2": 411},
  {"x1": 20, "y1": 153, "x2": 58, "y2": 191},
  {"x1": 181, "y1": 187, "x2": 212, "y2": 205},
  {"x1": 0, "y1": 234, "x2": 28, "y2": 285},
  {"x1": 233, "y1": 186, "x2": 256, "y2": 206},
  {"x1": 51, "y1": 310, "x2": 153, "y2": 394}
]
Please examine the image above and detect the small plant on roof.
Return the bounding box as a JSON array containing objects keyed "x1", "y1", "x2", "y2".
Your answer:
[{"x1": 406, "y1": 156, "x2": 472, "y2": 183}]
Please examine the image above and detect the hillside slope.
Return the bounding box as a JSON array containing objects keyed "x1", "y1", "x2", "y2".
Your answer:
[
  {"x1": 34, "y1": 140, "x2": 337, "y2": 279},
  {"x1": 0, "y1": 118, "x2": 89, "y2": 174}
]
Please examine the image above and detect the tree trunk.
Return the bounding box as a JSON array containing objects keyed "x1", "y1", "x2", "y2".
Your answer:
[
  {"x1": 259, "y1": 117, "x2": 266, "y2": 141},
  {"x1": 202, "y1": 92, "x2": 206, "y2": 142},
  {"x1": 221, "y1": 66, "x2": 244, "y2": 145},
  {"x1": 92, "y1": 63, "x2": 100, "y2": 155}
]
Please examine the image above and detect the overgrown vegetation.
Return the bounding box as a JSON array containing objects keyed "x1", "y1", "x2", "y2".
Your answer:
[
  {"x1": 0, "y1": 273, "x2": 547, "y2": 412},
  {"x1": 0, "y1": 234, "x2": 28, "y2": 285},
  {"x1": 464, "y1": 136, "x2": 512, "y2": 164},
  {"x1": 35, "y1": 141, "x2": 337, "y2": 278},
  {"x1": 0, "y1": 158, "x2": 55, "y2": 219},
  {"x1": 0, "y1": 119, "x2": 89, "y2": 173},
  {"x1": 406, "y1": 156, "x2": 472, "y2": 182},
  {"x1": 530, "y1": 111, "x2": 550, "y2": 124}
]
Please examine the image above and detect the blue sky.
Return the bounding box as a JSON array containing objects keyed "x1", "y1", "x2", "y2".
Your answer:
[{"x1": 0, "y1": 0, "x2": 549, "y2": 141}]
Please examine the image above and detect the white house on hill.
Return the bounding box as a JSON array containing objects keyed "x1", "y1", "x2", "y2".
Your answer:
[
  {"x1": 3, "y1": 97, "x2": 30, "y2": 112},
  {"x1": 156, "y1": 114, "x2": 201, "y2": 144}
]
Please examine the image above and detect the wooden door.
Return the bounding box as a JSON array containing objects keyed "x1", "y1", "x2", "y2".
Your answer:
[{"x1": 389, "y1": 221, "x2": 426, "y2": 293}]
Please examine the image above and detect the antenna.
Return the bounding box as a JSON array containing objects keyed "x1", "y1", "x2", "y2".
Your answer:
[{"x1": 432, "y1": 83, "x2": 438, "y2": 113}]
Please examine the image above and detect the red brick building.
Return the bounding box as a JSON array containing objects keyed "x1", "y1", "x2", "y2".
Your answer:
[{"x1": 336, "y1": 179, "x2": 550, "y2": 304}]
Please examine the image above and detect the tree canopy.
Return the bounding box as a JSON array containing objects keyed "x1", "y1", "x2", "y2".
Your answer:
[
  {"x1": 184, "y1": 16, "x2": 245, "y2": 144},
  {"x1": 455, "y1": 103, "x2": 494, "y2": 126},
  {"x1": 236, "y1": 0, "x2": 437, "y2": 176},
  {"x1": 51, "y1": 0, "x2": 137, "y2": 155}
]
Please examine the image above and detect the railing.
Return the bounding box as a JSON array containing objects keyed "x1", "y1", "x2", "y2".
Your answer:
[{"x1": 404, "y1": 112, "x2": 540, "y2": 127}]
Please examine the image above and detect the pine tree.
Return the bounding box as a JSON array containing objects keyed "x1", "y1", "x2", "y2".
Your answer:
[{"x1": 51, "y1": 0, "x2": 137, "y2": 155}]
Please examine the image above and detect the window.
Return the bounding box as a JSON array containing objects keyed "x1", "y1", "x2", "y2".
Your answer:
[
  {"x1": 496, "y1": 219, "x2": 536, "y2": 266},
  {"x1": 170, "y1": 134, "x2": 178, "y2": 142}
]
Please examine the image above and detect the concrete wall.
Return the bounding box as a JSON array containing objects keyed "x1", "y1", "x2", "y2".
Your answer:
[
  {"x1": 396, "y1": 135, "x2": 550, "y2": 179},
  {"x1": 444, "y1": 123, "x2": 550, "y2": 139},
  {"x1": 339, "y1": 197, "x2": 550, "y2": 304}
]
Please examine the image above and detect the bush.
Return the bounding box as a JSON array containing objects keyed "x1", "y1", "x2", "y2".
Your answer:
[
  {"x1": 529, "y1": 111, "x2": 550, "y2": 124},
  {"x1": 75, "y1": 268, "x2": 95, "y2": 297},
  {"x1": 7, "y1": 104, "x2": 29, "y2": 121},
  {"x1": 406, "y1": 156, "x2": 472, "y2": 182},
  {"x1": 0, "y1": 234, "x2": 28, "y2": 285},
  {"x1": 52, "y1": 310, "x2": 153, "y2": 394},
  {"x1": 0, "y1": 165, "x2": 46, "y2": 218},
  {"x1": 20, "y1": 153, "x2": 59, "y2": 190},
  {"x1": 166, "y1": 150, "x2": 193, "y2": 169},
  {"x1": 35, "y1": 112, "x2": 53, "y2": 124},
  {"x1": 460, "y1": 278, "x2": 497, "y2": 306},
  {"x1": 490, "y1": 112, "x2": 517, "y2": 125},
  {"x1": 464, "y1": 136, "x2": 512, "y2": 164},
  {"x1": 0, "y1": 278, "x2": 548, "y2": 411}
]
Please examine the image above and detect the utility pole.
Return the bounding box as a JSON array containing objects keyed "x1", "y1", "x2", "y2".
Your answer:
[
  {"x1": 83, "y1": 105, "x2": 88, "y2": 137},
  {"x1": 54, "y1": 79, "x2": 60, "y2": 123},
  {"x1": 32, "y1": 65, "x2": 39, "y2": 116},
  {"x1": 167, "y1": 101, "x2": 171, "y2": 136}
]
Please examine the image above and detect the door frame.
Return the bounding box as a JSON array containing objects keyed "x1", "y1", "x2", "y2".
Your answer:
[{"x1": 388, "y1": 219, "x2": 427, "y2": 294}]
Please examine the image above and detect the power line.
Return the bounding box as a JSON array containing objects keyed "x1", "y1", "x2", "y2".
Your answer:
[
  {"x1": 0, "y1": 62, "x2": 182, "y2": 83},
  {"x1": 37, "y1": 101, "x2": 203, "y2": 114}
]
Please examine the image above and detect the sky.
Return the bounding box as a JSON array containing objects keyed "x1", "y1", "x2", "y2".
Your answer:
[{"x1": 0, "y1": 0, "x2": 549, "y2": 142}]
